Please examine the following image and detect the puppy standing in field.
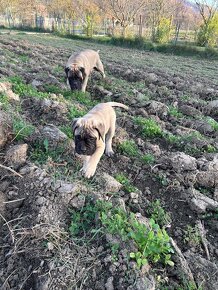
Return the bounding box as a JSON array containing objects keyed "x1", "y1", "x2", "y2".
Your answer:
[
  {"x1": 65, "y1": 49, "x2": 105, "y2": 92},
  {"x1": 72, "y1": 102, "x2": 128, "y2": 178}
]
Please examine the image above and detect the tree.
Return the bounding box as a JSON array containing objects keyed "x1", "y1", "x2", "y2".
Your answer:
[
  {"x1": 195, "y1": 0, "x2": 218, "y2": 46},
  {"x1": 99, "y1": 0, "x2": 147, "y2": 37}
]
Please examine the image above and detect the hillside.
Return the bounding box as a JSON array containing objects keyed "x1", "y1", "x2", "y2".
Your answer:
[{"x1": 0, "y1": 30, "x2": 218, "y2": 290}]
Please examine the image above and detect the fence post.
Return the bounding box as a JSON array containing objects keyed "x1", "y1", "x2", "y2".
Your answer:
[{"x1": 139, "y1": 15, "x2": 142, "y2": 38}]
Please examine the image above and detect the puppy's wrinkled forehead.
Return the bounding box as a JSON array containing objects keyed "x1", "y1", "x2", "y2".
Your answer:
[{"x1": 74, "y1": 119, "x2": 98, "y2": 137}]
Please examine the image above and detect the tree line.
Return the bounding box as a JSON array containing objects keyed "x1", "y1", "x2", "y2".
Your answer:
[{"x1": 0, "y1": 0, "x2": 218, "y2": 47}]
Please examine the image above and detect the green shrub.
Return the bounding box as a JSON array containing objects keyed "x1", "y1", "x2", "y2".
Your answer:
[
  {"x1": 118, "y1": 140, "x2": 139, "y2": 157},
  {"x1": 147, "y1": 200, "x2": 171, "y2": 227},
  {"x1": 115, "y1": 173, "x2": 137, "y2": 193},
  {"x1": 13, "y1": 116, "x2": 35, "y2": 140},
  {"x1": 69, "y1": 199, "x2": 174, "y2": 268},
  {"x1": 141, "y1": 154, "x2": 155, "y2": 165},
  {"x1": 134, "y1": 117, "x2": 162, "y2": 138}
]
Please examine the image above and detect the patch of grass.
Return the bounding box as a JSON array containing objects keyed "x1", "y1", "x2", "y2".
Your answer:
[
  {"x1": 9, "y1": 76, "x2": 49, "y2": 99},
  {"x1": 59, "y1": 125, "x2": 73, "y2": 139},
  {"x1": 118, "y1": 140, "x2": 139, "y2": 157},
  {"x1": 206, "y1": 116, "x2": 218, "y2": 131},
  {"x1": 133, "y1": 117, "x2": 162, "y2": 138},
  {"x1": 12, "y1": 116, "x2": 35, "y2": 141},
  {"x1": 115, "y1": 173, "x2": 137, "y2": 193},
  {"x1": 44, "y1": 84, "x2": 63, "y2": 94},
  {"x1": 68, "y1": 105, "x2": 87, "y2": 119},
  {"x1": 141, "y1": 153, "x2": 156, "y2": 165},
  {"x1": 19, "y1": 54, "x2": 29, "y2": 62},
  {"x1": 0, "y1": 93, "x2": 9, "y2": 110},
  {"x1": 147, "y1": 200, "x2": 171, "y2": 227},
  {"x1": 72, "y1": 91, "x2": 97, "y2": 107},
  {"x1": 168, "y1": 106, "x2": 183, "y2": 118},
  {"x1": 69, "y1": 199, "x2": 174, "y2": 268},
  {"x1": 184, "y1": 225, "x2": 201, "y2": 248},
  {"x1": 30, "y1": 139, "x2": 66, "y2": 164}
]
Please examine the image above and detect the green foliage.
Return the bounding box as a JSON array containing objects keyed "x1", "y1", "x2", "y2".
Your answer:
[
  {"x1": 68, "y1": 105, "x2": 86, "y2": 119},
  {"x1": 206, "y1": 116, "x2": 218, "y2": 131},
  {"x1": 43, "y1": 84, "x2": 63, "y2": 94},
  {"x1": 147, "y1": 200, "x2": 171, "y2": 227},
  {"x1": 59, "y1": 125, "x2": 73, "y2": 139},
  {"x1": 154, "y1": 17, "x2": 172, "y2": 44},
  {"x1": 69, "y1": 199, "x2": 174, "y2": 267},
  {"x1": 118, "y1": 140, "x2": 139, "y2": 157},
  {"x1": 69, "y1": 199, "x2": 98, "y2": 236},
  {"x1": 0, "y1": 93, "x2": 9, "y2": 110},
  {"x1": 115, "y1": 173, "x2": 137, "y2": 193},
  {"x1": 12, "y1": 116, "x2": 35, "y2": 141},
  {"x1": 9, "y1": 76, "x2": 49, "y2": 99},
  {"x1": 197, "y1": 14, "x2": 218, "y2": 47},
  {"x1": 184, "y1": 225, "x2": 201, "y2": 248},
  {"x1": 30, "y1": 139, "x2": 66, "y2": 164},
  {"x1": 168, "y1": 106, "x2": 183, "y2": 118},
  {"x1": 141, "y1": 154, "x2": 155, "y2": 165},
  {"x1": 134, "y1": 117, "x2": 162, "y2": 138},
  {"x1": 19, "y1": 54, "x2": 29, "y2": 62},
  {"x1": 129, "y1": 218, "x2": 174, "y2": 268}
]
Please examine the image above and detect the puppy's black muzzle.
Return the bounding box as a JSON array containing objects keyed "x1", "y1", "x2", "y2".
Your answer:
[
  {"x1": 68, "y1": 77, "x2": 83, "y2": 91},
  {"x1": 75, "y1": 136, "x2": 96, "y2": 156}
]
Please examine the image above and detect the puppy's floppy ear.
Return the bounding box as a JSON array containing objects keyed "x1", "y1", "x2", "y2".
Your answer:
[
  {"x1": 72, "y1": 118, "x2": 79, "y2": 135},
  {"x1": 94, "y1": 123, "x2": 105, "y2": 141},
  {"x1": 79, "y1": 67, "x2": 86, "y2": 79},
  {"x1": 65, "y1": 67, "x2": 70, "y2": 76}
]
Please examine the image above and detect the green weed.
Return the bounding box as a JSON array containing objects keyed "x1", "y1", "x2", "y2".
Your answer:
[
  {"x1": 69, "y1": 199, "x2": 174, "y2": 268},
  {"x1": 0, "y1": 93, "x2": 9, "y2": 110},
  {"x1": 68, "y1": 105, "x2": 86, "y2": 119},
  {"x1": 133, "y1": 117, "x2": 162, "y2": 138},
  {"x1": 168, "y1": 106, "x2": 183, "y2": 118},
  {"x1": 59, "y1": 125, "x2": 73, "y2": 139},
  {"x1": 115, "y1": 173, "x2": 138, "y2": 193},
  {"x1": 118, "y1": 140, "x2": 139, "y2": 157},
  {"x1": 9, "y1": 76, "x2": 49, "y2": 99},
  {"x1": 30, "y1": 139, "x2": 66, "y2": 164},
  {"x1": 184, "y1": 225, "x2": 201, "y2": 248},
  {"x1": 12, "y1": 116, "x2": 35, "y2": 141},
  {"x1": 141, "y1": 153, "x2": 156, "y2": 165},
  {"x1": 206, "y1": 116, "x2": 218, "y2": 131},
  {"x1": 147, "y1": 200, "x2": 171, "y2": 227}
]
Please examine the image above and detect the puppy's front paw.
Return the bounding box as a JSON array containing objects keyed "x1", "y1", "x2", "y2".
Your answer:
[
  {"x1": 105, "y1": 149, "x2": 114, "y2": 157},
  {"x1": 82, "y1": 165, "x2": 96, "y2": 179}
]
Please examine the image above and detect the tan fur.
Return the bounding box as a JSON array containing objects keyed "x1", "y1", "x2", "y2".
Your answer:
[
  {"x1": 74, "y1": 102, "x2": 128, "y2": 178},
  {"x1": 66, "y1": 49, "x2": 105, "y2": 92}
]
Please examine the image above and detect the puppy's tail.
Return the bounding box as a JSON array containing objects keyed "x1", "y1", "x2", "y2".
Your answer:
[
  {"x1": 97, "y1": 50, "x2": 100, "y2": 53},
  {"x1": 107, "y1": 102, "x2": 129, "y2": 111}
]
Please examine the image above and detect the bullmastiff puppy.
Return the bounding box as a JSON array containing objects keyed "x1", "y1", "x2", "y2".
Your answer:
[
  {"x1": 72, "y1": 102, "x2": 128, "y2": 178},
  {"x1": 65, "y1": 49, "x2": 105, "y2": 92}
]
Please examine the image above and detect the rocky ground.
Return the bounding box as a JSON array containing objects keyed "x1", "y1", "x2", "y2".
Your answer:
[{"x1": 0, "y1": 30, "x2": 218, "y2": 290}]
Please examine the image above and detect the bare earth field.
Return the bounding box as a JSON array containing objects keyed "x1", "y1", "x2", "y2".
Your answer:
[{"x1": 0, "y1": 31, "x2": 218, "y2": 290}]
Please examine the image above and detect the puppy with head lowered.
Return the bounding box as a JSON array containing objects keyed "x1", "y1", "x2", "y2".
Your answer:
[
  {"x1": 72, "y1": 102, "x2": 128, "y2": 178},
  {"x1": 65, "y1": 49, "x2": 105, "y2": 92}
]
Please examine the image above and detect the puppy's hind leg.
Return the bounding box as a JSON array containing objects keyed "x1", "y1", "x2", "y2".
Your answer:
[
  {"x1": 105, "y1": 121, "x2": 115, "y2": 157},
  {"x1": 95, "y1": 59, "x2": 105, "y2": 78}
]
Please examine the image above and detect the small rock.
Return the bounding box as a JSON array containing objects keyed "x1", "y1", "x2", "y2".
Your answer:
[
  {"x1": 41, "y1": 124, "x2": 68, "y2": 145},
  {"x1": 36, "y1": 196, "x2": 46, "y2": 206},
  {"x1": 147, "y1": 101, "x2": 168, "y2": 117},
  {"x1": 5, "y1": 144, "x2": 28, "y2": 168},
  {"x1": 98, "y1": 173, "x2": 122, "y2": 193},
  {"x1": 128, "y1": 276, "x2": 155, "y2": 290},
  {"x1": 206, "y1": 100, "x2": 218, "y2": 116},
  {"x1": 185, "y1": 251, "x2": 218, "y2": 290},
  {"x1": 105, "y1": 277, "x2": 114, "y2": 290},
  {"x1": 0, "y1": 111, "x2": 12, "y2": 148},
  {"x1": 179, "y1": 105, "x2": 202, "y2": 118},
  {"x1": 69, "y1": 195, "x2": 85, "y2": 209},
  {"x1": 171, "y1": 152, "x2": 197, "y2": 172},
  {"x1": 188, "y1": 188, "x2": 218, "y2": 213}
]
